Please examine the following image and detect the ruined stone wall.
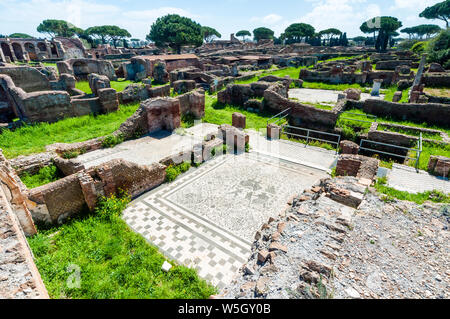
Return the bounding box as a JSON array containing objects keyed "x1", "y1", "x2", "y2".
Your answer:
[
  {"x1": 27, "y1": 159, "x2": 167, "y2": 224},
  {"x1": 1, "y1": 73, "x2": 118, "y2": 123},
  {"x1": 335, "y1": 154, "x2": 379, "y2": 181},
  {"x1": 421, "y1": 74, "x2": 450, "y2": 87},
  {"x1": 142, "y1": 97, "x2": 181, "y2": 133},
  {"x1": 375, "y1": 60, "x2": 411, "y2": 70},
  {"x1": 57, "y1": 58, "x2": 116, "y2": 81},
  {"x1": 0, "y1": 66, "x2": 51, "y2": 92},
  {"x1": 263, "y1": 85, "x2": 339, "y2": 128},
  {"x1": 177, "y1": 89, "x2": 205, "y2": 119},
  {"x1": 363, "y1": 99, "x2": 450, "y2": 127},
  {"x1": 0, "y1": 187, "x2": 48, "y2": 298}
]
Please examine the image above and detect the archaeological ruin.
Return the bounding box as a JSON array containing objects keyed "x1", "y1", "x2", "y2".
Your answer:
[{"x1": 0, "y1": 2, "x2": 449, "y2": 303}]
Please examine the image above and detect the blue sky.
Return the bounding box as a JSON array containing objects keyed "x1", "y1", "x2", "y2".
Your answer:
[{"x1": 0, "y1": 0, "x2": 446, "y2": 40}]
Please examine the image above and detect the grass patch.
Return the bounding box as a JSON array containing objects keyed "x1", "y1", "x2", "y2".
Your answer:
[
  {"x1": 377, "y1": 124, "x2": 442, "y2": 141},
  {"x1": 27, "y1": 193, "x2": 216, "y2": 299},
  {"x1": 374, "y1": 177, "x2": 450, "y2": 204},
  {"x1": 408, "y1": 141, "x2": 450, "y2": 172},
  {"x1": 202, "y1": 93, "x2": 282, "y2": 130},
  {"x1": 20, "y1": 165, "x2": 62, "y2": 189},
  {"x1": 165, "y1": 162, "x2": 191, "y2": 182},
  {"x1": 76, "y1": 80, "x2": 139, "y2": 94},
  {"x1": 383, "y1": 86, "x2": 409, "y2": 103},
  {"x1": 302, "y1": 81, "x2": 370, "y2": 92},
  {"x1": 0, "y1": 103, "x2": 139, "y2": 159},
  {"x1": 101, "y1": 134, "x2": 124, "y2": 149},
  {"x1": 280, "y1": 133, "x2": 336, "y2": 151}
]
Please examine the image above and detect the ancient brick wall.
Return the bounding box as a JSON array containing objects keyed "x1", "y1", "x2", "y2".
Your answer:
[
  {"x1": 376, "y1": 60, "x2": 411, "y2": 70},
  {"x1": 336, "y1": 154, "x2": 379, "y2": 181},
  {"x1": 0, "y1": 191, "x2": 48, "y2": 298},
  {"x1": 264, "y1": 85, "x2": 339, "y2": 128},
  {"x1": 142, "y1": 97, "x2": 181, "y2": 132},
  {"x1": 363, "y1": 99, "x2": 450, "y2": 127},
  {"x1": 421, "y1": 74, "x2": 450, "y2": 87},
  {"x1": 177, "y1": 89, "x2": 205, "y2": 119},
  {"x1": 27, "y1": 158, "x2": 167, "y2": 224},
  {"x1": 0, "y1": 66, "x2": 51, "y2": 92},
  {"x1": 57, "y1": 59, "x2": 116, "y2": 81}
]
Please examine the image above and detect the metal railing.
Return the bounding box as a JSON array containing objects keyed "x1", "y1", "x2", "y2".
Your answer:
[
  {"x1": 281, "y1": 125, "x2": 341, "y2": 154},
  {"x1": 358, "y1": 133, "x2": 423, "y2": 171},
  {"x1": 267, "y1": 108, "x2": 291, "y2": 126}
]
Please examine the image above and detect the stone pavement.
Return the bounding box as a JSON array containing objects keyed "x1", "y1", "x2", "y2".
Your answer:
[
  {"x1": 387, "y1": 163, "x2": 449, "y2": 194},
  {"x1": 246, "y1": 130, "x2": 338, "y2": 172},
  {"x1": 288, "y1": 88, "x2": 384, "y2": 104},
  {"x1": 76, "y1": 123, "x2": 218, "y2": 169},
  {"x1": 122, "y1": 152, "x2": 328, "y2": 289}
]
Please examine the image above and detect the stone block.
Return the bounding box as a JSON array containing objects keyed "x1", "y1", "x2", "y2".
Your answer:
[
  {"x1": 339, "y1": 140, "x2": 359, "y2": 154},
  {"x1": 392, "y1": 91, "x2": 402, "y2": 102},
  {"x1": 267, "y1": 123, "x2": 281, "y2": 140},
  {"x1": 428, "y1": 155, "x2": 450, "y2": 178},
  {"x1": 232, "y1": 112, "x2": 246, "y2": 129}
]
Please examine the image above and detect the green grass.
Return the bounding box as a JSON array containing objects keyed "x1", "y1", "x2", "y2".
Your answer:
[
  {"x1": 0, "y1": 103, "x2": 139, "y2": 159},
  {"x1": 27, "y1": 193, "x2": 216, "y2": 299},
  {"x1": 280, "y1": 133, "x2": 336, "y2": 151},
  {"x1": 302, "y1": 81, "x2": 370, "y2": 92},
  {"x1": 337, "y1": 108, "x2": 450, "y2": 171},
  {"x1": 76, "y1": 80, "x2": 138, "y2": 94},
  {"x1": 377, "y1": 124, "x2": 442, "y2": 140},
  {"x1": 383, "y1": 86, "x2": 409, "y2": 103},
  {"x1": 374, "y1": 177, "x2": 449, "y2": 204},
  {"x1": 20, "y1": 165, "x2": 62, "y2": 189},
  {"x1": 233, "y1": 66, "x2": 306, "y2": 85},
  {"x1": 165, "y1": 162, "x2": 191, "y2": 182},
  {"x1": 408, "y1": 141, "x2": 450, "y2": 172},
  {"x1": 202, "y1": 93, "x2": 281, "y2": 130}
]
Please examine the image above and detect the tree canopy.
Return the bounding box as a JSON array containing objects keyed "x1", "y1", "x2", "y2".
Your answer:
[
  {"x1": 319, "y1": 28, "x2": 342, "y2": 39},
  {"x1": 147, "y1": 14, "x2": 203, "y2": 53},
  {"x1": 9, "y1": 33, "x2": 34, "y2": 38},
  {"x1": 201, "y1": 26, "x2": 221, "y2": 43},
  {"x1": 236, "y1": 30, "x2": 251, "y2": 41},
  {"x1": 360, "y1": 16, "x2": 402, "y2": 52},
  {"x1": 86, "y1": 25, "x2": 131, "y2": 47},
  {"x1": 37, "y1": 19, "x2": 79, "y2": 38},
  {"x1": 85, "y1": 26, "x2": 110, "y2": 44},
  {"x1": 281, "y1": 23, "x2": 315, "y2": 44},
  {"x1": 401, "y1": 24, "x2": 442, "y2": 39},
  {"x1": 253, "y1": 27, "x2": 274, "y2": 42},
  {"x1": 420, "y1": 0, "x2": 450, "y2": 28}
]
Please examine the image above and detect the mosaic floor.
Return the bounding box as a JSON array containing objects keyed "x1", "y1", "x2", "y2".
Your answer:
[{"x1": 123, "y1": 152, "x2": 328, "y2": 289}]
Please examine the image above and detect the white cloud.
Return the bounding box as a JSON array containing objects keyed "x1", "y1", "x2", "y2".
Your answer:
[
  {"x1": 123, "y1": 7, "x2": 197, "y2": 20},
  {"x1": 390, "y1": 0, "x2": 436, "y2": 10},
  {"x1": 250, "y1": 14, "x2": 283, "y2": 25},
  {"x1": 0, "y1": 0, "x2": 197, "y2": 39}
]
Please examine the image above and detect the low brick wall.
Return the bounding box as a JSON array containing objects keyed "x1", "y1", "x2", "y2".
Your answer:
[
  {"x1": 27, "y1": 159, "x2": 167, "y2": 224},
  {"x1": 428, "y1": 155, "x2": 450, "y2": 178},
  {"x1": 363, "y1": 99, "x2": 450, "y2": 127},
  {"x1": 264, "y1": 85, "x2": 340, "y2": 129},
  {"x1": 336, "y1": 154, "x2": 379, "y2": 181},
  {"x1": 177, "y1": 89, "x2": 205, "y2": 119}
]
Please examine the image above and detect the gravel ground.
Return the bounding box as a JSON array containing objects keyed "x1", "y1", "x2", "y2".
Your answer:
[{"x1": 222, "y1": 177, "x2": 450, "y2": 299}]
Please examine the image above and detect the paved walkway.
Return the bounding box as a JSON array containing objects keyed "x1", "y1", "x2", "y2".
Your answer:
[
  {"x1": 387, "y1": 164, "x2": 449, "y2": 194},
  {"x1": 288, "y1": 88, "x2": 384, "y2": 104},
  {"x1": 76, "y1": 124, "x2": 218, "y2": 168},
  {"x1": 247, "y1": 130, "x2": 338, "y2": 172},
  {"x1": 123, "y1": 152, "x2": 328, "y2": 289}
]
